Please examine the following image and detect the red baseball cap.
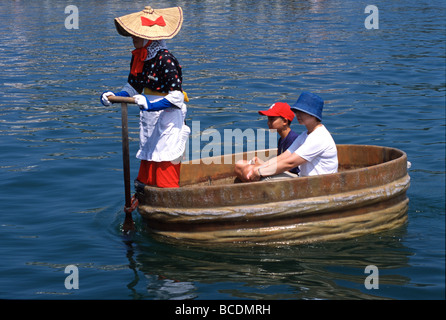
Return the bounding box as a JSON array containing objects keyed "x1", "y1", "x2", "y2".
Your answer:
[{"x1": 258, "y1": 102, "x2": 295, "y2": 123}]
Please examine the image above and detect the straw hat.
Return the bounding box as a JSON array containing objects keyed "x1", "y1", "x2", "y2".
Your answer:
[{"x1": 114, "y1": 6, "x2": 183, "y2": 40}]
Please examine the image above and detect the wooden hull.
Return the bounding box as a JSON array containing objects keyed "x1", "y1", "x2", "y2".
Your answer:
[{"x1": 136, "y1": 145, "x2": 410, "y2": 245}]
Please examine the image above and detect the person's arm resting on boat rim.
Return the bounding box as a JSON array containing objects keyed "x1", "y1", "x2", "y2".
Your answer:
[{"x1": 248, "y1": 150, "x2": 306, "y2": 181}]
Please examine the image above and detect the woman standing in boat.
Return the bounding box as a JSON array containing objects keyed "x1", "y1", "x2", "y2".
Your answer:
[
  {"x1": 237, "y1": 92, "x2": 338, "y2": 181},
  {"x1": 100, "y1": 6, "x2": 189, "y2": 188}
]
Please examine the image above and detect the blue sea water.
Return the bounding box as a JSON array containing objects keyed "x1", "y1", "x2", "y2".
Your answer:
[{"x1": 0, "y1": 0, "x2": 444, "y2": 301}]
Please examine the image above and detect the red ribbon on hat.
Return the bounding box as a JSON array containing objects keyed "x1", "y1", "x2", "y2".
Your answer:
[{"x1": 141, "y1": 16, "x2": 166, "y2": 27}]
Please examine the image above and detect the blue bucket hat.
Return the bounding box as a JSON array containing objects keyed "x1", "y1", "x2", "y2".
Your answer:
[{"x1": 290, "y1": 92, "x2": 323, "y2": 121}]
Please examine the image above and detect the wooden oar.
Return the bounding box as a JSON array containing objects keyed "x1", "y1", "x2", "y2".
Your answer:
[
  {"x1": 108, "y1": 96, "x2": 137, "y2": 232},
  {"x1": 108, "y1": 96, "x2": 136, "y2": 105}
]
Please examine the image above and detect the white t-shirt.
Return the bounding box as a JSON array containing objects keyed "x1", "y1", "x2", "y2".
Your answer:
[{"x1": 287, "y1": 125, "x2": 338, "y2": 177}]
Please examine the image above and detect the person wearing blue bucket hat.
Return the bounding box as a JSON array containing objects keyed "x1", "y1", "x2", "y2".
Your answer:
[
  {"x1": 237, "y1": 92, "x2": 338, "y2": 181},
  {"x1": 290, "y1": 92, "x2": 323, "y2": 121}
]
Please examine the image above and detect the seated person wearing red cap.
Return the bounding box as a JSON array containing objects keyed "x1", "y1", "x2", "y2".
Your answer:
[{"x1": 234, "y1": 102, "x2": 300, "y2": 180}]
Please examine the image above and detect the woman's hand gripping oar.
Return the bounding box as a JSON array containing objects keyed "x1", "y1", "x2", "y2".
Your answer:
[{"x1": 108, "y1": 96, "x2": 138, "y2": 232}]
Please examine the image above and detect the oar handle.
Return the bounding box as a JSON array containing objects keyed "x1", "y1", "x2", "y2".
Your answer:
[{"x1": 108, "y1": 96, "x2": 136, "y2": 104}]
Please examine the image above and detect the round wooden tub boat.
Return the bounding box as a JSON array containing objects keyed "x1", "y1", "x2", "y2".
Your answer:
[{"x1": 135, "y1": 144, "x2": 410, "y2": 245}]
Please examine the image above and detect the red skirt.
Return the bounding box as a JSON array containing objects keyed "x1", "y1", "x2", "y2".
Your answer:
[{"x1": 136, "y1": 160, "x2": 181, "y2": 188}]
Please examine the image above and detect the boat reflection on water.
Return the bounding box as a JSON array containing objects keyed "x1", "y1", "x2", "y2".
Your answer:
[{"x1": 124, "y1": 225, "x2": 411, "y2": 300}]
